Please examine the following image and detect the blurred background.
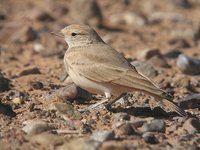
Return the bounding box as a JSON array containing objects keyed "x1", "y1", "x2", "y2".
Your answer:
[
  {"x1": 1, "y1": 0, "x2": 200, "y2": 85},
  {"x1": 0, "y1": 0, "x2": 200, "y2": 149}
]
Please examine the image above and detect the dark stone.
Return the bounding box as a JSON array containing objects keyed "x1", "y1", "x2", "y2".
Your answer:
[
  {"x1": 176, "y1": 54, "x2": 200, "y2": 75},
  {"x1": 18, "y1": 67, "x2": 41, "y2": 76},
  {"x1": 0, "y1": 73, "x2": 10, "y2": 92},
  {"x1": 142, "y1": 132, "x2": 159, "y2": 144},
  {"x1": 164, "y1": 50, "x2": 182, "y2": 59},
  {"x1": 0, "y1": 103, "x2": 16, "y2": 117},
  {"x1": 142, "y1": 119, "x2": 166, "y2": 132}
]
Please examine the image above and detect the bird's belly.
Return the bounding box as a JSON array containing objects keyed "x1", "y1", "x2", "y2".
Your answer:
[{"x1": 68, "y1": 69, "x2": 108, "y2": 95}]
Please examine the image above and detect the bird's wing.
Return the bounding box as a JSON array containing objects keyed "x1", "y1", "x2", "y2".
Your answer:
[
  {"x1": 66, "y1": 44, "x2": 169, "y2": 98},
  {"x1": 66, "y1": 45, "x2": 186, "y2": 116}
]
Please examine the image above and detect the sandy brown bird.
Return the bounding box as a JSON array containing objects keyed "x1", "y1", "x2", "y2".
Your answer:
[{"x1": 60, "y1": 24, "x2": 186, "y2": 116}]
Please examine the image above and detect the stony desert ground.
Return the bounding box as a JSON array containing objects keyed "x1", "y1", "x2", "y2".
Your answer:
[{"x1": 0, "y1": 0, "x2": 200, "y2": 149}]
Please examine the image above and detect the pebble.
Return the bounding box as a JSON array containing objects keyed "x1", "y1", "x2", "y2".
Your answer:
[
  {"x1": 33, "y1": 43, "x2": 44, "y2": 52},
  {"x1": 136, "y1": 48, "x2": 160, "y2": 60},
  {"x1": 58, "y1": 138, "x2": 85, "y2": 150},
  {"x1": 30, "y1": 81, "x2": 44, "y2": 90},
  {"x1": 48, "y1": 101, "x2": 83, "y2": 130},
  {"x1": 31, "y1": 132, "x2": 64, "y2": 146},
  {"x1": 22, "y1": 120, "x2": 51, "y2": 135},
  {"x1": 91, "y1": 130, "x2": 115, "y2": 142},
  {"x1": 18, "y1": 67, "x2": 41, "y2": 76},
  {"x1": 46, "y1": 83, "x2": 92, "y2": 103},
  {"x1": 0, "y1": 73, "x2": 10, "y2": 92},
  {"x1": 28, "y1": 9, "x2": 54, "y2": 21},
  {"x1": 48, "y1": 102, "x2": 82, "y2": 120},
  {"x1": 110, "y1": 11, "x2": 146, "y2": 27},
  {"x1": 10, "y1": 26, "x2": 37, "y2": 43},
  {"x1": 0, "y1": 103, "x2": 16, "y2": 117},
  {"x1": 130, "y1": 117, "x2": 147, "y2": 128},
  {"x1": 178, "y1": 94, "x2": 200, "y2": 109},
  {"x1": 131, "y1": 60, "x2": 158, "y2": 78},
  {"x1": 173, "y1": 0, "x2": 191, "y2": 8},
  {"x1": 164, "y1": 50, "x2": 182, "y2": 59},
  {"x1": 169, "y1": 38, "x2": 190, "y2": 49},
  {"x1": 148, "y1": 12, "x2": 187, "y2": 24},
  {"x1": 112, "y1": 113, "x2": 130, "y2": 123},
  {"x1": 142, "y1": 132, "x2": 158, "y2": 144},
  {"x1": 147, "y1": 55, "x2": 170, "y2": 68},
  {"x1": 83, "y1": 140, "x2": 102, "y2": 150},
  {"x1": 182, "y1": 118, "x2": 200, "y2": 133},
  {"x1": 114, "y1": 122, "x2": 138, "y2": 136},
  {"x1": 70, "y1": 0, "x2": 102, "y2": 27},
  {"x1": 12, "y1": 97, "x2": 22, "y2": 105},
  {"x1": 176, "y1": 54, "x2": 200, "y2": 75},
  {"x1": 142, "y1": 119, "x2": 166, "y2": 133}
]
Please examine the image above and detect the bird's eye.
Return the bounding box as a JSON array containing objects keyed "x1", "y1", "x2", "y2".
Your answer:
[{"x1": 71, "y1": 32, "x2": 77, "y2": 36}]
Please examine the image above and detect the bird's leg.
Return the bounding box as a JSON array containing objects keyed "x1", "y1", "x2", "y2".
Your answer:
[
  {"x1": 105, "y1": 93, "x2": 126, "y2": 110},
  {"x1": 78, "y1": 92, "x2": 111, "y2": 112}
]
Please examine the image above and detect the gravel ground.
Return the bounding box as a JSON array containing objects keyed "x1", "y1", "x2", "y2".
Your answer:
[{"x1": 0, "y1": 0, "x2": 200, "y2": 149}]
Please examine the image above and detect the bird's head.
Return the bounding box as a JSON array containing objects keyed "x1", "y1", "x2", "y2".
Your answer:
[{"x1": 60, "y1": 24, "x2": 103, "y2": 48}]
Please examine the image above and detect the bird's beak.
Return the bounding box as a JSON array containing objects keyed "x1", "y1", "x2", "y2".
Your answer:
[{"x1": 50, "y1": 31, "x2": 64, "y2": 38}]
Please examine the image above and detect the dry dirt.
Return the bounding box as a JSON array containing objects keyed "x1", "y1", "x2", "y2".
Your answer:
[{"x1": 0, "y1": 0, "x2": 200, "y2": 150}]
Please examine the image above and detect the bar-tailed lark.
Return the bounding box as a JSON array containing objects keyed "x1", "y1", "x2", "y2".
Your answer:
[{"x1": 59, "y1": 24, "x2": 186, "y2": 116}]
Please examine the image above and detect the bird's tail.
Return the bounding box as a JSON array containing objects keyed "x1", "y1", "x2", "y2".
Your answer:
[{"x1": 154, "y1": 93, "x2": 186, "y2": 117}]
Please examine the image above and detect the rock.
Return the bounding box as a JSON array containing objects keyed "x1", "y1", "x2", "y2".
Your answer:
[
  {"x1": 33, "y1": 43, "x2": 45, "y2": 52},
  {"x1": 112, "y1": 113, "x2": 130, "y2": 123},
  {"x1": 131, "y1": 60, "x2": 158, "y2": 78},
  {"x1": 18, "y1": 67, "x2": 41, "y2": 76},
  {"x1": 10, "y1": 26, "x2": 37, "y2": 43},
  {"x1": 46, "y1": 83, "x2": 92, "y2": 103},
  {"x1": 142, "y1": 132, "x2": 158, "y2": 144},
  {"x1": 130, "y1": 117, "x2": 147, "y2": 128},
  {"x1": 12, "y1": 97, "x2": 22, "y2": 105},
  {"x1": 114, "y1": 122, "x2": 138, "y2": 136},
  {"x1": 182, "y1": 118, "x2": 200, "y2": 133},
  {"x1": 30, "y1": 81, "x2": 44, "y2": 90},
  {"x1": 173, "y1": 0, "x2": 191, "y2": 8},
  {"x1": 28, "y1": 9, "x2": 54, "y2": 21},
  {"x1": 83, "y1": 140, "x2": 102, "y2": 150},
  {"x1": 70, "y1": 0, "x2": 103, "y2": 27},
  {"x1": 147, "y1": 55, "x2": 170, "y2": 68},
  {"x1": 48, "y1": 102, "x2": 82, "y2": 120},
  {"x1": 193, "y1": 25, "x2": 200, "y2": 42},
  {"x1": 168, "y1": 38, "x2": 190, "y2": 49},
  {"x1": 0, "y1": 73, "x2": 10, "y2": 92},
  {"x1": 164, "y1": 50, "x2": 182, "y2": 59},
  {"x1": 173, "y1": 76, "x2": 192, "y2": 90},
  {"x1": 176, "y1": 54, "x2": 200, "y2": 75},
  {"x1": 109, "y1": 11, "x2": 146, "y2": 27},
  {"x1": 0, "y1": 13, "x2": 6, "y2": 21},
  {"x1": 48, "y1": 101, "x2": 83, "y2": 129},
  {"x1": 31, "y1": 132, "x2": 64, "y2": 146},
  {"x1": 0, "y1": 103, "x2": 16, "y2": 117},
  {"x1": 178, "y1": 94, "x2": 200, "y2": 109},
  {"x1": 142, "y1": 119, "x2": 166, "y2": 133},
  {"x1": 173, "y1": 145, "x2": 199, "y2": 150},
  {"x1": 148, "y1": 12, "x2": 188, "y2": 24},
  {"x1": 58, "y1": 138, "x2": 85, "y2": 150},
  {"x1": 136, "y1": 48, "x2": 160, "y2": 60},
  {"x1": 91, "y1": 130, "x2": 115, "y2": 142},
  {"x1": 22, "y1": 120, "x2": 51, "y2": 134}
]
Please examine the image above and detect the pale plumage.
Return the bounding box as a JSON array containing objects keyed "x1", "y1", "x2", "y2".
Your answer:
[{"x1": 61, "y1": 24, "x2": 186, "y2": 116}]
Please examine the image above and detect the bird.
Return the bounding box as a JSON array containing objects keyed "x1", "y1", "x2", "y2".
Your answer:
[{"x1": 59, "y1": 24, "x2": 186, "y2": 117}]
